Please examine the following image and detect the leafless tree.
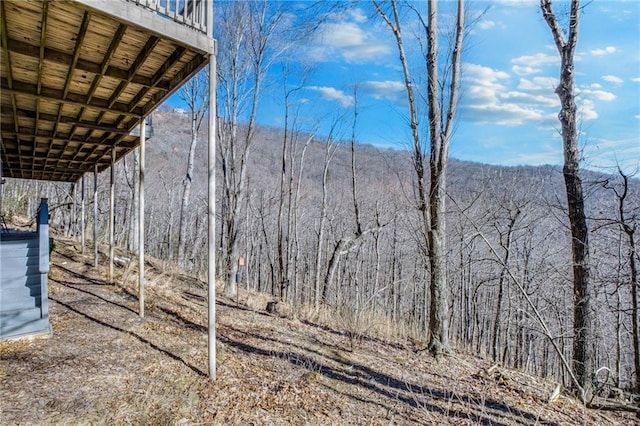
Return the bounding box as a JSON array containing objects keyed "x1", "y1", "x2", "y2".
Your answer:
[
  {"x1": 598, "y1": 168, "x2": 640, "y2": 391},
  {"x1": 217, "y1": 0, "x2": 293, "y2": 296},
  {"x1": 373, "y1": 0, "x2": 464, "y2": 357},
  {"x1": 176, "y1": 69, "x2": 209, "y2": 269},
  {"x1": 541, "y1": 0, "x2": 593, "y2": 402}
]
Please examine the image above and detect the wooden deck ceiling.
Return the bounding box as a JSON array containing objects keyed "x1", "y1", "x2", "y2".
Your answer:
[{"x1": 1, "y1": 0, "x2": 214, "y2": 182}]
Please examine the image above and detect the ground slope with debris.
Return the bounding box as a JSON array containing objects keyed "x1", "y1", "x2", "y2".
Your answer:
[{"x1": 0, "y1": 237, "x2": 635, "y2": 425}]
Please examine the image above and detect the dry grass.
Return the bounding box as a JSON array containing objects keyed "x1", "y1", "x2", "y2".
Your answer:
[{"x1": 0, "y1": 236, "x2": 637, "y2": 425}]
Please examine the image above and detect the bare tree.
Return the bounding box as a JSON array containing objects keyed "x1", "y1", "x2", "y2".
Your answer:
[
  {"x1": 217, "y1": 0, "x2": 293, "y2": 296},
  {"x1": 177, "y1": 69, "x2": 209, "y2": 269},
  {"x1": 599, "y1": 168, "x2": 640, "y2": 392},
  {"x1": 313, "y1": 120, "x2": 342, "y2": 310},
  {"x1": 373, "y1": 0, "x2": 464, "y2": 357},
  {"x1": 541, "y1": 0, "x2": 594, "y2": 402}
]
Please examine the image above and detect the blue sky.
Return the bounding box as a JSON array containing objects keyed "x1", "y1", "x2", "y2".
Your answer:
[{"x1": 173, "y1": 1, "x2": 640, "y2": 172}]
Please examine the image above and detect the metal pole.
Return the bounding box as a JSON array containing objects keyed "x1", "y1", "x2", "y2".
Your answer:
[
  {"x1": 0, "y1": 159, "x2": 3, "y2": 217},
  {"x1": 139, "y1": 119, "x2": 146, "y2": 318},
  {"x1": 94, "y1": 164, "x2": 98, "y2": 268},
  {"x1": 109, "y1": 147, "x2": 115, "y2": 283},
  {"x1": 207, "y1": 8, "x2": 217, "y2": 379},
  {"x1": 71, "y1": 182, "x2": 77, "y2": 238},
  {"x1": 81, "y1": 175, "x2": 85, "y2": 254}
]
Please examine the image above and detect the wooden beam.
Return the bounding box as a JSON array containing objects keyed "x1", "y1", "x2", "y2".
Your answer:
[
  {"x1": 36, "y1": 2, "x2": 49, "y2": 96},
  {"x1": 108, "y1": 36, "x2": 160, "y2": 108},
  {"x1": 62, "y1": 11, "x2": 92, "y2": 100},
  {"x1": 67, "y1": 23, "x2": 128, "y2": 156},
  {"x1": 144, "y1": 52, "x2": 208, "y2": 116},
  {"x1": 2, "y1": 128, "x2": 130, "y2": 146},
  {"x1": 5, "y1": 38, "x2": 167, "y2": 91},
  {"x1": 0, "y1": 1, "x2": 22, "y2": 172},
  {"x1": 86, "y1": 24, "x2": 127, "y2": 104},
  {"x1": 12, "y1": 109, "x2": 130, "y2": 134},
  {"x1": 0, "y1": 79, "x2": 144, "y2": 117},
  {"x1": 127, "y1": 46, "x2": 187, "y2": 111},
  {"x1": 34, "y1": 1, "x2": 49, "y2": 162}
]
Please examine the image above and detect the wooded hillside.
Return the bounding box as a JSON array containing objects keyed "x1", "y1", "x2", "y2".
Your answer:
[{"x1": 3, "y1": 107, "x2": 639, "y2": 399}]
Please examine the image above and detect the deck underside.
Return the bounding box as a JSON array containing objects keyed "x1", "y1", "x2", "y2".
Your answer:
[{"x1": 1, "y1": 0, "x2": 213, "y2": 182}]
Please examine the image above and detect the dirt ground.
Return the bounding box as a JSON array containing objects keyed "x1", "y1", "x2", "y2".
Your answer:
[{"x1": 0, "y1": 237, "x2": 636, "y2": 425}]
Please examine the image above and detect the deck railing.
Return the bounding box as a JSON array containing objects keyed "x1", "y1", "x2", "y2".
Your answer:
[{"x1": 127, "y1": 0, "x2": 209, "y2": 34}]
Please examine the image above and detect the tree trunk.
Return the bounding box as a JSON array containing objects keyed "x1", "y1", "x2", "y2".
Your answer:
[
  {"x1": 541, "y1": 0, "x2": 593, "y2": 401},
  {"x1": 425, "y1": 0, "x2": 463, "y2": 357},
  {"x1": 374, "y1": 0, "x2": 463, "y2": 357}
]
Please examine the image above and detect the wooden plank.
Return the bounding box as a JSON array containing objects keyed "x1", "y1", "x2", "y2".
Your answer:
[
  {"x1": 12, "y1": 108, "x2": 128, "y2": 133},
  {"x1": 5, "y1": 39, "x2": 163, "y2": 90},
  {"x1": 1, "y1": 78, "x2": 143, "y2": 117}
]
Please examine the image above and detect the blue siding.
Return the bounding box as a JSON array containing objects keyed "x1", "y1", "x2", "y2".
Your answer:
[{"x1": 0, "y1": 201, "x2": 51, "y2": 339}]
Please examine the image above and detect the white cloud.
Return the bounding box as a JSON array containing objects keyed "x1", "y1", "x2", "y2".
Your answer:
[
  {"x1": 501, "y1": 91, "x2": 559, "y2": 107},
  {"x1": 512, "y1": 65, "x2": 540, "y2": 76},
  {"x1": 464, "y1": 63, "x2": 510, "y2": 84},
  {"x1": 463, "y1": 103, "x2": 547, "y2": 126},
  {"x1": 517, "y1": 77, "x2": 557, "y2": 91},
  {"x1": 463, "y1": 64, "x2": 509, "y2": 104},
  {"x1": 478, "y1": 20, "x2": 495, "y2": 30},
  {"x1": 461, "y1": 63, "x2": 561, "y2": 127},
  {"x1": 578, "y1": 88, "x2": 616, "y2": 102},
  {"x1": 631, "y1": 77, "x2": 640, "y2": 83},
  {"x1": 360, "y1": 80, "x2": 405, "y2": 102},
  {"x1": 602, "y1": 75, "x2": 624, "y2": 85},
  {"x1": 578, "y1": 99, "x2": 598, "y2": 121},
  {"x1": 591, "y1": 46, "x2": 617, "y2": 56},
  {"x1": 307, "y1": 86, "x2": 354, "y2": 107},
  {"x1": 348, "y1": 8, "x2": 367, "y2": 23},
  {"x1": 512, "y1": 53, "x2": 558, "y2": 70},
  {"x1": 308, "y1": 19, "x2": 390, "y2": 64}
]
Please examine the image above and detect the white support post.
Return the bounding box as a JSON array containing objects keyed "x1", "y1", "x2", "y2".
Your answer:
[
  {"x1": 109, "y1": 148, "x2": 115, "y2": 283},
  {"x1": 71, "y1": 182, "x2": 77, "y2": 238},
  {"x1": 81, "y1": 175, "x2": 86, "y2": 254},
  {"x1": 37, "y1": 198, "x2": 50, "y2": 322},
  {"x1": 207, "y1": 33, "x2": 217, "y2": 380},
  {"x1": 139, "y1": 119, "x2": 146, "y2": 318},
  {"x1": 94, "y1": 164, "x2": 98, "y2": 268},
  {"x1": 0, "y1": 159, "x2": 3, "y2": 217}
]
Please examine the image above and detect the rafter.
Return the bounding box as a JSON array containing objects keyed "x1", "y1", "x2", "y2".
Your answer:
[
  {"x1": 12, "y1": 109, "x2": 130, "y2": 134},
  {"x1": 0, "y1": 79, "x2": 143, "y2": 117},
  {"x1": 34, "y1": 1, "x2": 49, "y2": 174},
  {"x1": 1, "y1": 0, "x2": 212, "y2": 182},
  {"x1": 107, "y1": 36, "x2": 160, "y2": 109},
  {"x1": 5, "y1": 38, "x2": 169, "y2": 91},
  {"x1": 1, "y1": 1, "x2": 21, "y2": 172},
  {"x1": 1, "y1": 128, "x2": 135, "y2": 149}
]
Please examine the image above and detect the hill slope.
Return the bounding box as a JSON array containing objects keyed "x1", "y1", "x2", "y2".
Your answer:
[{"x1": 0, "y1": 237, "x2": 635, "y2": 425}]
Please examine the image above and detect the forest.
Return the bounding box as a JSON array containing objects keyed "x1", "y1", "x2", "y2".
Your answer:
[{"x1": 1, "y1": 0, "x2": 638, "y2": 406}]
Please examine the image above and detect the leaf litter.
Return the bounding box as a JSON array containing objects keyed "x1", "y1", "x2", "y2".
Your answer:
[{"x1": 0, "y1": 237, "x2": 636, "y2": 425}]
